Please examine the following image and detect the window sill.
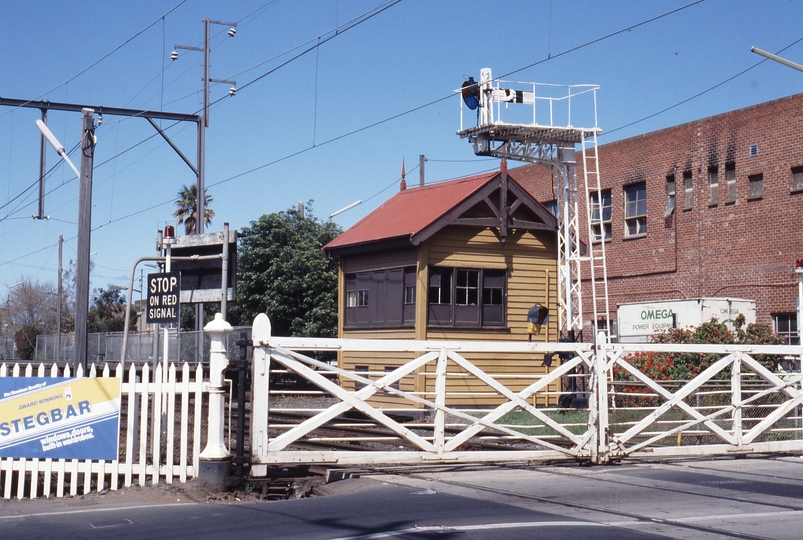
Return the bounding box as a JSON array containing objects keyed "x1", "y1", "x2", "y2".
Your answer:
[
  {"x1": 747, "y1": 196, "x2": 763, "y2": 201},
  {"x1": 427, "y1": 325, "x2": 510, "y2": 332},
  {"x1": 623, "y1": 233, "x2": 647, "y2": 241},
  {"x1": 791, "y1": 187, "x2": 803, "y2": 195},
  {"x1": 343, "y1": 324, "x2": 415, "y2": 331}
]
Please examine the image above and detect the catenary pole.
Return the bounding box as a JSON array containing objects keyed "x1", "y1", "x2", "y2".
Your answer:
[{"x1": 74, "y1": 109, "x2": 95, "y2": 373}]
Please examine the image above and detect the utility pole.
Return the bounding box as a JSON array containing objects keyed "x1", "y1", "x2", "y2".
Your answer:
[
  {"x1": 173, "y1": 18, "x2": 237, "y2": 237},
  {"x1": 57, "y1": 235, "x2": 62, "y2": 363},
  {"x1": 173, "y1": 19, "x2": 237, "y2": 355},
  {"x1": 74, "y1": 108, "x2": 95, "y2": 373}
]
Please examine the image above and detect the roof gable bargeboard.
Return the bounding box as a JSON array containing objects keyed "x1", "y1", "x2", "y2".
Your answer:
[{"x1": 411, "y1": 173, "x2": 557, "y2": 245}]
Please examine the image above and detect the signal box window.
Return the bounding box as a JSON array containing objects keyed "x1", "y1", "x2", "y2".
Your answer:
[
  {"x1": 428, "y1": 267, "x2": 506, "y2": 328},
  {"x1": 345, "y1": 267, "x2": 415, "y2": 329}
]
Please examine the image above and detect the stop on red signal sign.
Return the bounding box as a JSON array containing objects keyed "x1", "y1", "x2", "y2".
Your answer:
[{"x1": 146, "y1": 271, "x2": 181, "y2": 325}]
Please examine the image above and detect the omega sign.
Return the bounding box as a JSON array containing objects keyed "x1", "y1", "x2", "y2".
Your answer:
[{"x1": 146, "y1": 272, "x2": 180, "y2": 325}]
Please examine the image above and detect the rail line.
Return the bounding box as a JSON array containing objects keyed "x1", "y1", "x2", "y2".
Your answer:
[
  {"x1": 266, "y1": 411, "x2": 529, "y2": 452},
  {"x1": 357, "y1": 459, "x2": 803, "y2": 540}
]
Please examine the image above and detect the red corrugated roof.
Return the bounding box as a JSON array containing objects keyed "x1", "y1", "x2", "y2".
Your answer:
[{"x1": 324, "y1": 171, "x2": 498, "y2": 252}]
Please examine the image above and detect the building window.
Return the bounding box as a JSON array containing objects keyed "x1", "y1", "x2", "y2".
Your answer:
[
  {"x1": 624, "y1": 183, "x2": 647, "y2": 237},
  {"x1": 791, "y1": 166, "x2": 803, "y2": 192},
  {"x1": 347, "y1": 290, "x2": 368, "y2": 308},
  {"x1": 455, "y1": 270, "x2": 479, "y2": 306},
  {"x1": 666, "y1": 175, "x2": 676, "y2": 215},
  {"x1": 543, "y1": 199, "x2": 558, "y2": 218},
  {"x1": 384, "y1": 367, "x2": 401, "y2": 391},
  {"x1": 683, "y1": 171, "x2": 693, "y2": 211},
  {"x1": 354, "y1": 365, "x2": 369, "y2": 390},
  {"x1": 590, "y1": 190, "x2": 612, "y2": 242},
  {"x1": 708, "y1": 166, "x2": 719, "y2": 206},
  {"x1": 774, "y1": 314, "x2": 799, "y2": 345},
  {"x1": 428, "y1": 267, "x2": 506, "y2": 327},
  {"x1": 748, "y1": 173, "x2": 763, "y2": 200},
  {"x1": 725, "y1": 163, "x2": 736, "y2": 203},
  {"x1": 345, "y1": 267, "x2": 415, "y2": 329}
]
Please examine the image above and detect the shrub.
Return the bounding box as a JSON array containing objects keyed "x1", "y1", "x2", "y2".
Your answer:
[{"x1": 614, "y1": 317, "x2": 785, "y2": 405}]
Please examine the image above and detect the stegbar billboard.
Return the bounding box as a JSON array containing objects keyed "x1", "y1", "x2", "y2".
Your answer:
[{"x1": 0, "y1": 377, "x2": 121, "y2": 460}]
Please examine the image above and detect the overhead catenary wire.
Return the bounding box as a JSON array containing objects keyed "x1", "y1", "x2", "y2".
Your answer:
[
  {"x1": 1, "y1": 0, "x2": 792, "y2": 279},
  {"x1": 0, "y1": 0, "x2": 188, "y2": 121},
  {"x1": 0, "y1": 0, "x2": 715, "y2": 237}
]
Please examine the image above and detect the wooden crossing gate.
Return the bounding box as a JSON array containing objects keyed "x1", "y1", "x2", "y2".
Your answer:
[{"x1": 249, "y1": 314, "x2": 803, "y2": 472}]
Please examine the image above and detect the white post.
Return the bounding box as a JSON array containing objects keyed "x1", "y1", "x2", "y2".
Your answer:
[
  {"x1": 163, "y1": 241, "x2": 172, "y2": 374},
  {"x1": 198, "y1": 313, "x2": 232, "y2": 489},
  {"x1": 249, "y1": 313, "x2": 272, "y2": 477}
]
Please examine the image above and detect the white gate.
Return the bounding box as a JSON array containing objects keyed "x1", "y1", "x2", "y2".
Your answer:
[
  {"x1": 250, "y1": 316, "x2": 803, "y2": 470},
  {"x1": 604, "y1": 340, "x2": 803, "y2": 458}
]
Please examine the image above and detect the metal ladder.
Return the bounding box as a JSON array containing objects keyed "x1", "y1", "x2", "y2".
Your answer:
[{"x1": 581, "y1": 130, "x2": 611, "y2": 341}]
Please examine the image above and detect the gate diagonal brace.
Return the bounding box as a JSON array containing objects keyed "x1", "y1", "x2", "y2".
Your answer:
[{"x1": 266, "y1": 346, "x2": 590, "y2": 457}]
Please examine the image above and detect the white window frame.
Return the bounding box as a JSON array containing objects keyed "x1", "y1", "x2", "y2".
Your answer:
[{"x1": 624, "y1": 183, "x2": 647, "y2": 238}]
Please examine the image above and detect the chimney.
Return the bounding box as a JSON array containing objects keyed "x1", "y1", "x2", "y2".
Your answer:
[
  {"x1": 419, "y1": 154, "x2": 426, "y2": 187},
  {"x1": 400, "y1": 159, "x2": 407, "y2": 191}
]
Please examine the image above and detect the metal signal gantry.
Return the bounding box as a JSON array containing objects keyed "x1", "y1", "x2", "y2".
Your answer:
[{"x1": 457, "y1": 68, "x2": 610, "y2": 342}]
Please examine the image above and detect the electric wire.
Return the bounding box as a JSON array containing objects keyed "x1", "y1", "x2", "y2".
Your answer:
[
  {"x1": 0, "y1": 1, "x2": 188, "y2": 120},
  {"x1": 0, "y1": 0, "x2": 790, "y2": 277},
  {"x1": 0, "y1": 0, "x2": 711, "y2": 235},
  {"x1": 604, "y1": 34, "x2": 803, "y2": 137}
]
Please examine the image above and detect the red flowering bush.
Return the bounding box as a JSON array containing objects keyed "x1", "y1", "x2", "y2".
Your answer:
[{"x1": 614, "y1": 316, "x2": 785, "y2": 406}]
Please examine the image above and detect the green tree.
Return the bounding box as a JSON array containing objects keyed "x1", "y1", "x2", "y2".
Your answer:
[
  {"x1": 230, "y1": 202, "x2": 342, "y2": 337},
  {"x1": 87, "y1": 286, "x2": 138, "y2": 333},
  {"x1": 173, "y1": 184, "x2": 215, "y2": 235}
]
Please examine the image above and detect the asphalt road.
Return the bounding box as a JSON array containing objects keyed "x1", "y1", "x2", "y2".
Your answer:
[{"x1": 2, "y1": 456, "x2": 803, "y2": 539}]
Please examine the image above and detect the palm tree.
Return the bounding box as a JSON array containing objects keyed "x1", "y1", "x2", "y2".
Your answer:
[{"x1": 173, "y1": 184, "x2": 215, "y2": 235}]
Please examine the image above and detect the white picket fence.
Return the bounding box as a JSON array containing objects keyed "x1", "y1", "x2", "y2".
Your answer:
[{"x1": 0, "y1": 362, "x2": 207, "y2": 500}]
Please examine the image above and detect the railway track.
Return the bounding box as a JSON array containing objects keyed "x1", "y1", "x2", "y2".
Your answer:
[
  {"x1": 266, "y1": 411, "x2": 564, "y2": 453},
  {"x1": 369, "y1": 457, "x2": 803, "y2": 540}
]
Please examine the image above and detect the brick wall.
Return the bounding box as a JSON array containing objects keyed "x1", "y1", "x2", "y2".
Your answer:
[{"x1": 512, "y1": 93, "x2": 803, "y2": 338}]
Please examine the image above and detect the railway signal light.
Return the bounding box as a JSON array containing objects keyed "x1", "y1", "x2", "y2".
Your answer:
[{"x1": 461, "y1": 76, "x2": 480, "y2": 110}]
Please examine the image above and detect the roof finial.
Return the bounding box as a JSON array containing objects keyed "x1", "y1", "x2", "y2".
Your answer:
[{"x1": 400, "y1": 158, "x2": 407, "y2": 191}]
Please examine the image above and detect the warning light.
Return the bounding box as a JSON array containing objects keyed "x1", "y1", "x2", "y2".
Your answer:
[
  {"x1": 796, "y1": 258, "x2": 803, "y2": 274},
  {"x1": 163, "y1": 225, "x2": 176, "y2": 245}
]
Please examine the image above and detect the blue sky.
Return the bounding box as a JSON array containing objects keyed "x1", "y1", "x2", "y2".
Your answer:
[{"x1": 1, "y1": 0, "x2": 802, "y2": 301}]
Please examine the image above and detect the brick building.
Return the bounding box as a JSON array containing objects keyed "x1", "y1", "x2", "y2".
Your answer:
[{"x1": 514, "y1": 92, "x2": 803, "y2": 343}]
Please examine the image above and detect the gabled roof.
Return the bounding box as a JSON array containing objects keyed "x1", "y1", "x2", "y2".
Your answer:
[{"x1": 323, "y1": 169, "x2": 557, "y2": 258}]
